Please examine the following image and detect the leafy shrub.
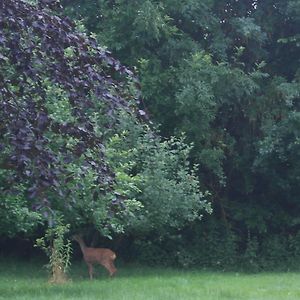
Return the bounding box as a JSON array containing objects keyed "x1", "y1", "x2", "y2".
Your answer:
[
  {"x1": 241, "y1": 234, "x2": 260, "y2": 272},
  {"x1": 35, "y1": 218, "x2": 72, "y2": 283}
]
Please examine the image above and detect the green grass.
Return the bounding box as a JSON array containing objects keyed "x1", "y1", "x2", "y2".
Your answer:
[{"x1": 1, "y1": 259, "x2": 300, "y2": 300}]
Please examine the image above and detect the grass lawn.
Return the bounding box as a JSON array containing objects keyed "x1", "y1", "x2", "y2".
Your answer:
[{"x1": 1, "y1": 258, "x2": 300, "y2": 300}]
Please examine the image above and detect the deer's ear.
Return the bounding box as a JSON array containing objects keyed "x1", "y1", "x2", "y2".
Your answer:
[
  {"x1": 72, "y1": 234, "x2": 79, "y2": 240},
  {"x1": 73, "y1": 234, "x2": 84, "y2": 240}
]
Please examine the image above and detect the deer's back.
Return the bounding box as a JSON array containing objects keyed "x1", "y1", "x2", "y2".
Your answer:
[{"x1": 83, "y1": 247, "x2": 116, "y2": 263}]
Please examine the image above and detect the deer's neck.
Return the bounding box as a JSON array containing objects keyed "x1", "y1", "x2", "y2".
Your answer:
[{"x1": 77, "y1": 238, "x2": 87, "y2": 253}]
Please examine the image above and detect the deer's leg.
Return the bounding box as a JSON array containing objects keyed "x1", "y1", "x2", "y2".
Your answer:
[
  {"x1": 109, "y1": 261, "x2": 117, "y2": 276},
  {"x1": 87, "y1": 263, "x2": 94, "y2": 280},
  {"x1": 101, "y1": 261, "x2": 116, "y2": 277}
]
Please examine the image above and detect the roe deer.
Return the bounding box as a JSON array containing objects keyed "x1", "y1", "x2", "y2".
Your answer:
[{"x1": 73, "y1": 234, "x2": 117, "y2": 279}]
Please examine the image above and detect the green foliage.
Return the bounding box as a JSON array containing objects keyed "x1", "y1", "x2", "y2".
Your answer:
[
  {"x1": 135, "y1": 135, "x2": 211, "y2": 233},
  {"x1": 254, "y1": 111, "x2": 300, "y2": 232},
  {"x1": 238, "y1": 232, "x2": 300, "y2": 271},
  {"x1": 178, "y1": 220, "x2": 238, "y2": 269},
  {"x1": 106, "y1": 113, "x2": 212, "y2": 236},
  {"x1": 242, "y1": 234, "x2": 260, "y2": 272},
  {"x1": 43, "y1": 81, "x2": 76, "y2": 124},
  {"x1": 35, "y1": 219, "x2": 72, "y2": 283},
  {"x1": 0, "y1": 172, "x2": 42, "y2": 237},
  {"x1": 129, "y1": 218, "x2": 238, "y2": 269},
  {"x1": 230, "y1": 17, "x2": 267, "y2": 44}
]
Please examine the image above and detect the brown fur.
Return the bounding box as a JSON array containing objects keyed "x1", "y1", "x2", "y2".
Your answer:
[{"x1": 73, "y1": 235, "x2": 117, "y2": 279}]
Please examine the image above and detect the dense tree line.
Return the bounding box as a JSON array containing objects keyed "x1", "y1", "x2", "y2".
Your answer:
[
  {"x1": 0, "y1": 0, "x2": 300, "y2": 272},
  {"x1": 61, "y1": 0, "x2": 300, "y2": 270}
]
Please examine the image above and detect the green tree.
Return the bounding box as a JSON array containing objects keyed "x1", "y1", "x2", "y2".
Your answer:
[{"x1": 61, "y1": 0, "x2": 300, "y2": 268}]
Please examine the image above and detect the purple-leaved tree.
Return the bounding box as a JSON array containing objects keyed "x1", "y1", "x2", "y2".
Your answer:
[{"x1": 0, "y1": 0, "x2": 141, "y2": 216}]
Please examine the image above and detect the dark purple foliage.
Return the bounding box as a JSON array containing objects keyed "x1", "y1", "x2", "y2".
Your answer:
[{"x1": 0, "y1": 0, "x2": 139, "y2": 211}]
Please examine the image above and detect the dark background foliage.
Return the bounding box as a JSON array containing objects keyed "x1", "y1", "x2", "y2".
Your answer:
[
  {"x1": 60, "y1": 0, "x2": 300, "y2": 270},
  {"x1": 1, "y1": 0, "x2": 300, "y2": 271}
]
